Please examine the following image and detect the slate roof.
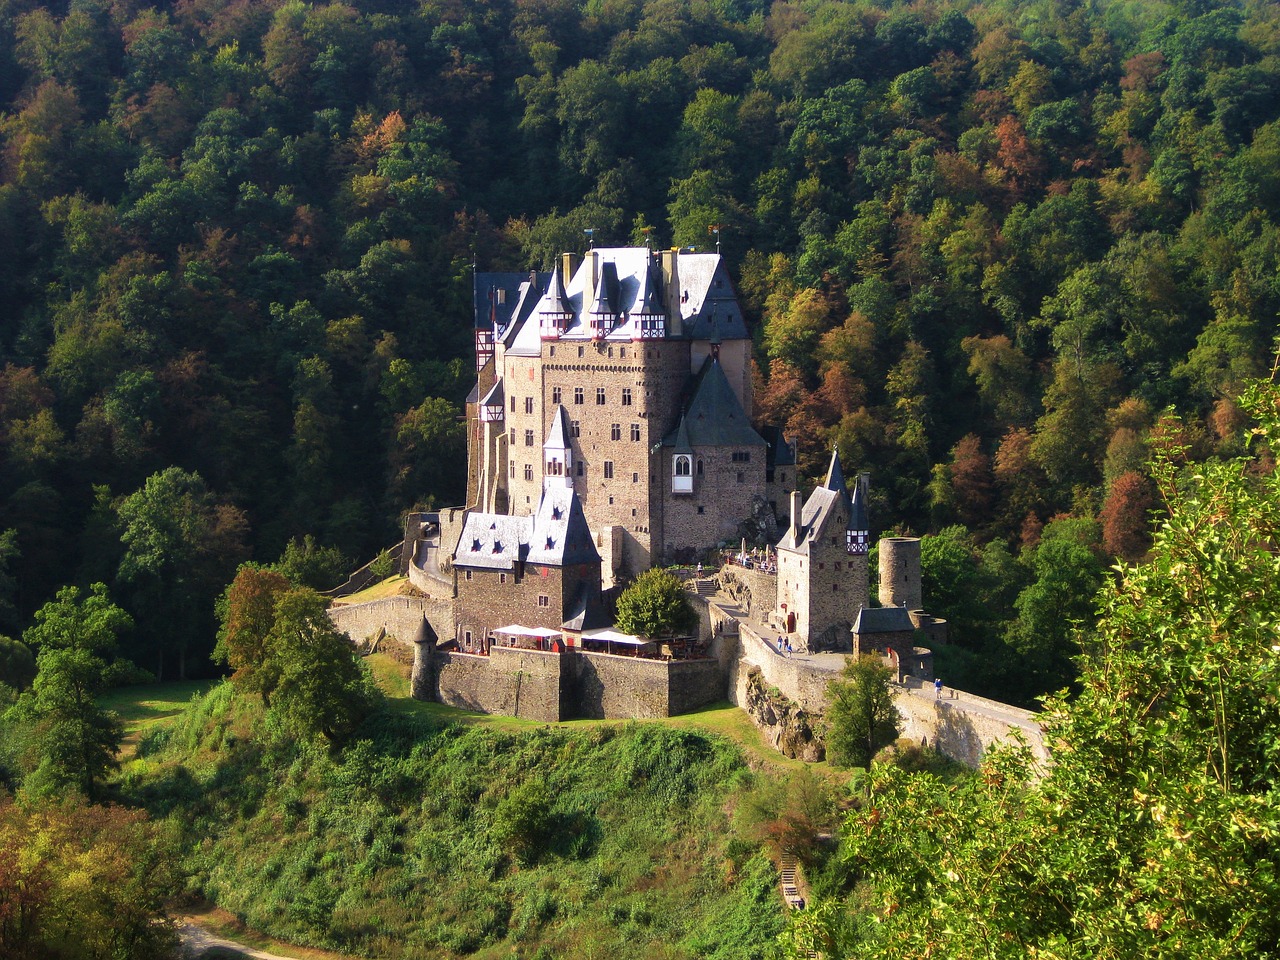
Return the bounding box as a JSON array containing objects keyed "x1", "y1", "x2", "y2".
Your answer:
[
  {"x1": 525, "y1": 486, "x2": 601, "y2": 567},
  {"x1": 455, "y1": 513, "x2": 531, "y2": 570},
  {"x1": 776, "y1": 487, "x2": 843, "y2": 554},
  {"x1": 498, "y1": 248, "x2": 749, "y2": 345},
  {"x1": 661, "y1": 357, "x2": 766, "y2": 450},
  {"x1": 543, "y1": 405, "x2": 572, "y2": 450},
  {"x1": 454, "y1": 487, "x2": 600, "y2": 571},
  {"x1": 562, "y1": 583, "x2": 610, "y2": 631},
  {"x1": 475, "y1": 271, "x2": 547, "y2": 332},
  {"x1": 853, "y1": 606, "x2": 916, "y2": 634},
  {"x1": 479, "y1": 378, "x2": 504, "y2": 410},
  {"x1": 850, "y1": 472, "x2": 869, "y2": 533},
  {"x1": 760, "y1": 425, "x2": 797, "y2": 468}
]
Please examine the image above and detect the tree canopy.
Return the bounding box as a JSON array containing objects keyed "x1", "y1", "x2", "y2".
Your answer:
[{"x1": 614, "y1": 568, "x2": 699, "y2": 638}]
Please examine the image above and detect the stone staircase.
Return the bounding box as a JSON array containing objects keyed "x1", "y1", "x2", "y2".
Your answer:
[
  {"x1": 689, "y1": 577, "x2": 718, "y2": 597},
  {"x1": 780, "y1": 850, "x2": 803, "y2": 909}
]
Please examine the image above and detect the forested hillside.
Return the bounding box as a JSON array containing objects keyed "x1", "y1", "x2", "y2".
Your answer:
[{"x1": 1, "y1": 0, "x2": 1278, "y2": 680}]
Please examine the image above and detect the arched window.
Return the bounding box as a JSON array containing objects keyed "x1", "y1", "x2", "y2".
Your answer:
[{"x1": 673, "y1": 455, "x2": 693, "y2": 493}]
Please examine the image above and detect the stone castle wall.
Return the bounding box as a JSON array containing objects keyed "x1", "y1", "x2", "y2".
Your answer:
[
  {"x1": 893, "y1": 679, "x2": 1049, "y2": 768},
  {"x1": 417, "y1": 644, "x2": 724, "y2": 721},
  {"x1": 329, "y1": 595, "x2": 454, "y2": 648},
  {"x1": 434, "y1": 647, "x2": 565, "y2": 721}
]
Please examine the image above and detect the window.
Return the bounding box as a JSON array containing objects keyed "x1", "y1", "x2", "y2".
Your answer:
[
  {"x1": 538, "y1": 594, "x2": 550, "y2": 607},
  {"x1": 510, "y1": 396, "x2": 516, "y2": 413},
  {"x1": 576, "y1": 460, "x2": 584, "y2": 476},
  {"x1": 509, "y1": 429, "x2": 515, "y2": 445},
  {"x1": 607, "y1": 347, "x2": 613, "y2": 358},
  {"x1": 674, "y1": 456, "x2": 691, "y2": 476},
  {"x1": 549, "y1": 345, "x2": 556, "y2": 357},
  {"x1": 524, "y1": 464, "x2": 533, "y2": 481},
  {"x1": 833, "y1": 583, "x2": 840, "y2": 592},
  {"x1": 574, "y1": 387, "x2": 584, "y2": 404},
  {"x1": 697, "y1": 505, "x2": 704, "y2": 514},
  {"x1": 509, "y1": 463, "x2": 515, "y2": 477},
  {"x1": 620, "y1": 347, "x2": 627, "y2": 358},
  {"x1": 697, "y1": 459, "x2": 704, "y2": 476},
  {"x1": 622, "y1": 388, "x2": 632, "y2": 406},
  {"x1": 737, "y1": 472, "x2": 744, "y2": 483},
  {"x1": 596, "y1": 387, "x2": 606, "y2": 404},
  {"x1": 525, "y1": 397, "x2": 534, "y2": 414},
  {"x1": 632, "y1": 472, "x2": 639, "y2": 483},
  {"x1": 552, "y1": 387, "x2": 562, "y2": 404},
  {"x1": 571, "y1": 420, "x2": 580, "y2": 437},
  {"x1": 611, "y1": 423, "x2": 621, "y2": 440},
  {"x1": 834, "y1": 562, "x2": 841, "y2": 571},
  {"x1": 465, "y1": 570, "x2": 472, "y2": 581},
  {"x1": 631, "y1": 423, "x2": 641, "y2": 441},
  {"x1": 578, "y1": 346, "x2": 584, "y2": 357},
  {"x1": 525, "y1": 429, "x2": 535, "y2": 446},
  {"x1": 818, "y1": 563, "x2": 825, "y2": 570},
  {"x1": 732, "y1": 451, "x2": 751, "y2": 463},
  {"x1": 500, "y1": 573, "x2": 507, "y2": 584},
  {"x1": 604, "y1": 461, "x2": 614, "y2": 479}
]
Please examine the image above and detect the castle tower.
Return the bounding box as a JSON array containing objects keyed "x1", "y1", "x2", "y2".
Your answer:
[
  {"x1": 878, "y1": 536, "x2": 922, "y2": 610},
  {"x1": 774, "y1": 450, "x2": 868, "y2": 652}
]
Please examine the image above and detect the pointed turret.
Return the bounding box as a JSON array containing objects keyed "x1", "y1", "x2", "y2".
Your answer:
[
  {"x1": 824, "y1": 448, "x2": 849, "y2": 500},
  {"x1": 847, "y1": 471, "x2": 870, "y2": 556},
  {"x1": 633, "y1": 260, "x2": 667, "y2": 341},
  {"x1": 537, "y1": 263, "x2": 573, "y2": 339},
  {"x1": 543, "y1": 405, "x2": 574, "y2": 489}
]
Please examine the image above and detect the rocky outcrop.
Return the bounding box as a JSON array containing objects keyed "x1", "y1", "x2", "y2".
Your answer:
[{"x1": 742, "y1": 666, "x2": 824, "y2": 762}]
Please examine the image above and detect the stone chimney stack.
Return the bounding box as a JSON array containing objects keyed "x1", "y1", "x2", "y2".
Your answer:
[
  {"x1": 789, "y1": 490, "x2": 802, "y2": 543},
  {"x1": 561, "y1": 252, "x2": 580, "y2": 293}
]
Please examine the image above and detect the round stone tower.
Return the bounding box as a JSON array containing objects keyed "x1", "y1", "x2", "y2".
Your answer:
[{"x1": 878, "y1": 536, "x2": 922, "y2": 611}]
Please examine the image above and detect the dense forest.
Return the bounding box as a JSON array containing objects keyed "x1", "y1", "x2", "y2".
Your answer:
[{"x1": 3, "y1": 0, "x2": 1279, "y2": 685}]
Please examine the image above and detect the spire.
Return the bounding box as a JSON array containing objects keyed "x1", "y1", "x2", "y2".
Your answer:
[
  {"x1": 824, "y1": 448, "x2": 848, "y2": 498},
  {"x1": 537, "y1": 262, "x2": 573, "y2": 339},
  {"x1": 847, "y1": 471, "x2": 870, "y2": 556}
]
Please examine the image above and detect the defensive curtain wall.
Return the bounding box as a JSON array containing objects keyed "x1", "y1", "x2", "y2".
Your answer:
[
  {"x1": 411, "y1": 645, "x2": 724, "y2": 722},
  {"x1": 730, "y1": 618, "x2": 1049, "y2": 767},
  {"x1": 329, "y1": 583, "x2": 1047, "y2": 767}
]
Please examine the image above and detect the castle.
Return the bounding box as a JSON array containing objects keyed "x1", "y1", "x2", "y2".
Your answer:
[{"x1": 354, "y1": 245, "x2": 940, "y2": 722}]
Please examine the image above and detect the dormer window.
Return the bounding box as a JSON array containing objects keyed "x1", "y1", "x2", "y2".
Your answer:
[
  {"x1": 492, "y1": 541, "x2": 503, "y2": 553},
  {"x1": 552, "y1": 506, "x2": 562, "y2": 520},
  {"x1": 471, "y1": 539, "x2": 481, "y2": 551}
]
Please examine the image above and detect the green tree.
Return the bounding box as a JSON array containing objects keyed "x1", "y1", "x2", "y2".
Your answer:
[
  {"x1": 785, "y1": 381, "x2": 1280, "y2": 960},
  {"x1": 265, "y1": 587, "x2": 374, "y2": 744},
  {"x1": 614, "y1": 569, "x2": 698, "y2": 638},
  {"x1": 824, "y1": 655, "x2": 899, "y2": 769},
  {"x1": 5, "y1": 584, "x2": 131, "y2": 800},
  {"x1": 116, "y1": 467, "x2": 248, "y2": 679}
]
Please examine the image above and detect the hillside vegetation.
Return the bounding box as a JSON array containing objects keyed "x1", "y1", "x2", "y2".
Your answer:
[{"x1": 122, "y1": 682, "x2": 805, "y2": 960}]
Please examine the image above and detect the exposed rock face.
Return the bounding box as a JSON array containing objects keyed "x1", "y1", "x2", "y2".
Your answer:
[
  {"x1": 742, "y1": 666, "x2": 825, "y2": 762},
  {"x1": 737, "y1": 494, "x2": 779, "y2": 547}
]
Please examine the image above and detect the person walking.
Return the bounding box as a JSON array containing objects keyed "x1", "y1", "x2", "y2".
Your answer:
[{"x1": 935, "y1": 677, "x2": 943, "y2": 699}]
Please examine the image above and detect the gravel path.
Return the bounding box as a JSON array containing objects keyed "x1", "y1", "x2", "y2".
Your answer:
[{"x1": 177, "y1": 921, "x2": 306, "y2": 960}]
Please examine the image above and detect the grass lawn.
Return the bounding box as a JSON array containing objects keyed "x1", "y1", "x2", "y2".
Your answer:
[
  {"x1": 100, "y1": 680, "x2": 217, "y2": 757},
  {"x1": 327, "y1": 575, "x2": 411, "y2": 606}
]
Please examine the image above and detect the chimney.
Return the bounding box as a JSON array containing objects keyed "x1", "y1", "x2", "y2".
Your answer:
[
  {"x1": 660, "y1": 248, "x2": 683, "y2": 337},
  {"x1": 561, "y1": 252, "x2": 580, "y2": 293},
  {"x1": 789, "y1": 490, "x2": 802, "y2": 543}
]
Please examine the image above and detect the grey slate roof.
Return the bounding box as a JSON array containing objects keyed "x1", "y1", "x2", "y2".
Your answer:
[
  {"x1": 853, "y1": 606, "x2": 917, "y2": 634},
  {"x1": 455, "y1": 513, "x2": 531, "y2": 570},
  {"x1": 760, "y1": 426, "x2": 797, "y2": 468},
  {"x1": 661, "y1": 357, "x2": 766, "y2": 450},
  {"x1": 454, "y1": 487, "x2": 600, "y2": 571},
  {"x1": 562, "y1": 583, "x2": 610, "y2": 631},
  {"x1": 475, "y1": 271, "x2": 548, "y2": 332},
  {"x1": 850, "y1": 472, "x2": 869, "y2": 533},
  {"x1": 525, "y1": 486, "x2": 601, "y2": 567},
  {"x1": 543, "y1": 405, "x2": 572, "y2": 450},
  {"x1": 479, "y1": 378, "x2": 504, "y2": 410},
  {"x1": 776, "y1": 487, "x2": 843, "y2": 554}
]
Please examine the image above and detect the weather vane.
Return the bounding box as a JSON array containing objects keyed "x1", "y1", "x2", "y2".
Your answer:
[{"x1": 708, "y1": 224, "x2": 722, "y2": 254}]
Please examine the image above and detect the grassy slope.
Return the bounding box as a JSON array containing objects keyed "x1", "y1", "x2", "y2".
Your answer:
[{"x1": 115, "y1": 658, "x2": 806, "y2": 960}]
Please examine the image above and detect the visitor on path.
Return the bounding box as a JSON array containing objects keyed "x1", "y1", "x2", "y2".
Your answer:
[
  {"x1": 784, "y1": 639, "x2": 793, "y2": 657},
  {"x1": 935, "y1": 677, "x2": 943, "y2": 699},
  {"x1": 696, "y1": 561, "x2": 703, "y2": 577},
  {"x1": 777, "y1": 636, "x2": 784, "y2": 654}
]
